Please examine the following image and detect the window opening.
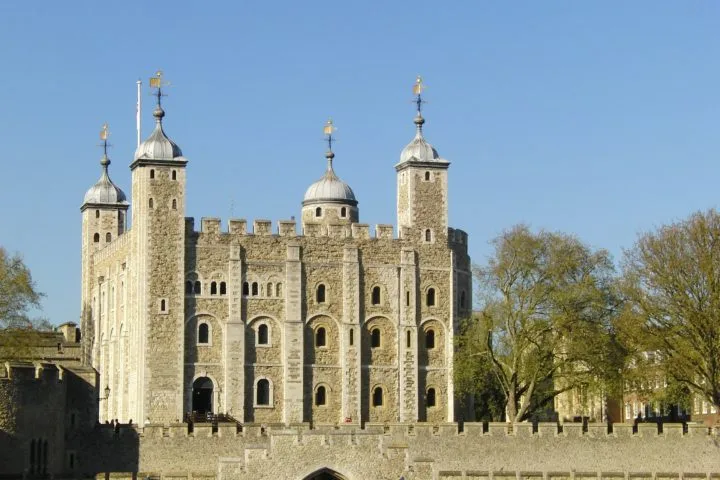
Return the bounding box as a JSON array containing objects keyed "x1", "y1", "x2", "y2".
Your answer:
[
  {"x1": 251, "y1": 282, "x2": 258, "y2": 296},
  {"x1": 276, "y1": 283, "x2": 282, "y2": 297},
  {"x1": 406, "y1": 330, "x2": 411, "y2": 348},
  {"x1": 372, "y1": 387, "x2": 383, "y2": 406},
  {"x1": 267, "y1": 282, "x2": 273, "y2": 297},
  {"x1": 198, "y1": 323, "x2": 209, "y2": 344},
  {"x1": 371, "y1": 286, "x2": 381, "y2": 305},
  {"x1": 371, "y1": 328, "x2": 381, "y2": 348},
  {"x1": 210, "y1": 282, "x2": 217, "y2": 295},
  {"x1": 172, "y1": 199, "x2": 177, "y2": 210},
  {"x1": 93, "y1": 233, "x2": 100, "y2": 243},
  {"x1": 194, "y1": 281, "x2": 202, "y2": 295},
  {"x1": 426, "y1": 288, "x2": 436, "y2": 307},
  {"x1": 160, "y1": 299, "x2": 166, "y2": 312},
  {"x1": 106, "y1": 232, "x2": 111, "y2": 242},
  {"x1": 256, "y1": 379, "x2": 270, "y2": 405},
  {"x1": 315, "y1": 327, "x2": 326, "y2": 347},
  {"x1": 406, "y1": 291, "x2": 410, "y2": 306},
  {"x1": 427, "y1": 388, "x2": 436, "y2": 407},
  {"x1": 243, "y1": 282, "x2": 249, "y2": 296},
  {"x1": 95, "y1": 210, "x2": 100, "y2": 218},
  {"x1": 425, "y1": 229, "x2": 432, "y2": 242},
  {"x1": 150, "y1": 169, "x2": 155, "y2": 179},
  {"x1": 349, "y1": 328, "x2": 354, "y2": 346},
  {"x1": 341, "y1": 207, "x2": 347, "y2": 217},
  {"x1": 315, "y1": 386, "x2": 326, "y2": 406},
  {"x1": 172, "y1": 170, "x2": 177, "y2": 180},
  {"x1": 315, "y1": 207, "x2": 322, "y2": 217},
  {"x1": 425, "y1": 171, "x2": 430, "y2": 181},
  {"x1": 185, "y1": 281, "x2": 193, "y2": 294},
  {"x1": 316, "y1": 284, "x2": 326, "y2": 303},
  {"x1": 220, "y1": 282, "x2": 226, "y2": 295},
  {"x1": 258, "y1": 324, "x2": 269, "y2": 345},
  {"x1": 425, "y1": 329, "x2": 435, "y2": 349},
  {"x1": 148, "y1": 198, "x2": 154, "y2": 209}
]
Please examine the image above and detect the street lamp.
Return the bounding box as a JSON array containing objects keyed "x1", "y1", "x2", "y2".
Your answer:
[{"x1": 98, "y1": 385, "x2": 110, "y2": 401}]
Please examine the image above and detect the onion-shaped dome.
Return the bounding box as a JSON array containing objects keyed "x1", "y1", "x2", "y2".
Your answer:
[
  {"x1": 399, "y1": 115, "x2": 448, "y2": 165},
  {"x1": 83, "y1": 155, "x2": 128, "y2": 205},
  {"x1": 303, "y1": 152, "x2": 357, "y2": 206},
  {"x1": 133, "y1": 106, "x2": 183, "y2": 161}
]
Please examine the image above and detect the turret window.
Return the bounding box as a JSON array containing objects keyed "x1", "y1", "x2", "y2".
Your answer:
[
  {"x1": 425, "y1": 329, "x2": 435, "y2": 349},
  {"x1": 243, "y1": 282, "x2": 249, "y2": 296},
  {"x1": 424, "y1": 171, "x2": 430, "y2": 181},
  {"x1": 315, "y1": 385, "x2": 327, "y2": 406},
  {"x1": 172, "y1": 199, "x2": 177, "y2": 210},
  {"x1": 159, "y1": 299, "x2": 167, "y2": 312},
  {"x1": 172, "y1": 170, "x2": 177, "y2": 180},
  {"x1": 371, "y1": 286, "x2": 381, "y2": 305},
  {"x1": 276, "y1": 283, "x2": 283, "y2": 297},
  {"x1": 150, "y1": 169, "x2": 155, "y2": 179},
  {"x1": 93, "y1": 233, "x2": 100, "y2": 243},
  {"x1": 106, "y1": 233, "x2": 111, "y2": 243},
  {"x1": 210, "y1": 282, "x2": 217, "y2": 295},
  {"x1": 194, "y1": 281, "x2": 202, "y2": 295},
  {"x1": 340, "y1": 207, "x2": 347, "y2": 218},
  {"x1": 198, "y1": 323, "x2": 209, "y2": 344},
  {"x1": 372, "y1": 387, "x2": 383, "y2": 407},
  {"x1": 426, "y1": 388, "x2": 436, "y2": 407},
  {"x1": 426, "y1": 288, "x2": 436, "y2": 307},
  {"x1": 220, "y1": 282, "x2": 226, "y2": 295},
  {"x1": 148, "y1": 198, "x2": 154, "y2": 209},
  {"x1": 251, "y1": 282, "x2": 258, "y2": 296},
  {"x1": 315, "y1": 327, "x2": 326, "y2": 347},
  {"x1": 256, "y1": 378, "x2": 271, "y2": 406},
  {"x1": 266, "y1": 282, "x2": 273, "y2": 297},
  {"x1": 258, "y1": 324, "x2": 269, "y2": 345},
  {"x1": 425, "y1": 229, "x2": 432, "y2": 242},
  {"x1": 95, "y1": 210, "x2": 100, "y2": 218},
  {"x1": 349, "y1": 328, "x2": 354, "y2": 346},
  {"x1": 406, "y1": 330, "x2": 411, "y2": 348},
  {"x1": 371, "y1": 328, "x2": 381, "y2": 348},
  {"x1": 315, "y1": 207, "x2": 322, "y2": 217},
  {"x1": 316, "y1": 284, "x2": 326, "y2": 303}
]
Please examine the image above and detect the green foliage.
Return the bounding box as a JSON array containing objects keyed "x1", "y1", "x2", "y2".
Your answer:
[
  {"x1": 464, "y1": 225, "x2": 622, "y2": 423},
  {"x1": 0, "y1": 246, "x2": 49, "y2": 359},
  {"x1": 620, "y1": 209, "x2": 720, "y2": 411}
]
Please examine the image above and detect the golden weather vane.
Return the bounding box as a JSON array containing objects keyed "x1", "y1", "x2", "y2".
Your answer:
[
  {"x1": 99, "y1": 123, "x2": 111, "y2": 156},
  {"x1": 149, "y1": 70, "x2": 171, "y2": 106},
  {"x1": 324, "y1": 118, "x2": 336, "y2": 152},
  {"x1": 413, "y1": 75, "x2": 426, "y2": 115}
]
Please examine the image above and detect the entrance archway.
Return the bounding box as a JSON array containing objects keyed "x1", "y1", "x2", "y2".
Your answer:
[
  {"x1": 302, "y1": 468, "x2": 347, "y2": 480},
  {"x1": 192, "y1": 376, "x2": 213, "y2": 414}
]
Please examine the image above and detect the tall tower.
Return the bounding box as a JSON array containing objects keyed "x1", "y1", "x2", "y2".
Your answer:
[
  {"x1": 130, "y1": 71, "x2": 188, "y2": 423},
  {"x1": 80, "y1": 124, "x2": 128, "y2": 366},
  {"x1": 396, "y1": 77, "x2": 450, "y2": 242}
]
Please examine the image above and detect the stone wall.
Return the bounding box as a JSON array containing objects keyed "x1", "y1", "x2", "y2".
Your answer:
[{"x1": 71, "y1": 422, "x2": 720, "y2": 480}]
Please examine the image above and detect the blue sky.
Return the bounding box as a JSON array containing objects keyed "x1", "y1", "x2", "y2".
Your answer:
[{"x1": 0, "y1": 1, "x2": 718, "y2": 324}]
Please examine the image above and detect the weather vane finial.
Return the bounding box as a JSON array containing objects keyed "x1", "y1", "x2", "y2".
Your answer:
[
  {"x1": 323, "y1": 119, "x2": 337, "y2": 170},
  {"x1": 412, "y1": 75, "x2": 427, "y2": 133},
  {"x1": 99, "y1": 122, "x2": 111, "y2": 157},
  {"x1": 149, "y1": 70, "x2": 170, "y2": 108}
]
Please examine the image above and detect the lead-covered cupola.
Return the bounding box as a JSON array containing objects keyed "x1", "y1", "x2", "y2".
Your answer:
[
  {"x1": 301, "y1": 119, "x2": 359, "y2": 227},
  {"x1": 82, "y1": 124, "x2": 128, "y2": 209}
]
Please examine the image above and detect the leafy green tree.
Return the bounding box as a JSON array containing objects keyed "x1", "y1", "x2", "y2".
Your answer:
[
  {"x1": 620, "y1": 209, "x2": 720, "y2": 412},
  {"x1": 0, "y1": 246, "x2": 49, "y2": 359},
  {"x1": 459, "y1": 225, "x2": 622, "y2": 423}
]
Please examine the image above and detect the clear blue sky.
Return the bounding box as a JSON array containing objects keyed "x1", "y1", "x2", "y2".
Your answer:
[{"x1": 0, "y1": 1, "x2": 718, "y2": 325}]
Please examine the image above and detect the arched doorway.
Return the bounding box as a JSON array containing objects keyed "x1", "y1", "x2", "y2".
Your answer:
[
  {"x1": 303, "y1": 468, "x2": 347, "y2": 480},
  {"x1": 192, "y1": 377, "x2": 213, "y2": 414}
]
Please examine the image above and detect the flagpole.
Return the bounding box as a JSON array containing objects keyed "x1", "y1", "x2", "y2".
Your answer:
[{"x1": 136, "y1": 79, "x2": 142, "y2": 147}]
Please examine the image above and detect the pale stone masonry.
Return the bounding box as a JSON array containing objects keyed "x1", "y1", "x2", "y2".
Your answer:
[{"x1": 80, "y1": 90, "x2": 472, "y2": 427}]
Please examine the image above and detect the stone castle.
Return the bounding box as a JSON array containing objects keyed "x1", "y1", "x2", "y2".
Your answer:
[
  {"x1": 80, "y1": 76, "x2": 471, "y2": 427},
  {"x1": 1, "y1": 77, "x2": 719, "y2": 479}
]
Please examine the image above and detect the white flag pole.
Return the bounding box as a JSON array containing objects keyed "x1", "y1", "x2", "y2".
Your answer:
[{"x1": 136, "y1": 79, "x2": 142, "y2": 147}]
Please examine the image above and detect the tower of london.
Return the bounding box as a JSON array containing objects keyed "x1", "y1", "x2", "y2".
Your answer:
[{"x1": 79, "y1": 76, "x2": 472, "y2": 427}]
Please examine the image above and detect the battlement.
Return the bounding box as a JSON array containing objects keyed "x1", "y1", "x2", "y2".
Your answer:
[
  {"x1": 1, "y1": 361, "x2": 64, "y2": 383},
  {"x1": 186, "y1": 217, "x2": 403, "y2": 241},
  {"x1": 447, "y1": 227, "x2": 468, "y2": 246}
]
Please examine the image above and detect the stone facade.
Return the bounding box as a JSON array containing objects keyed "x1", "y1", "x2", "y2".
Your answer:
[{"x1": 79, "y1": 93, "x2": 472, "y2": 429}]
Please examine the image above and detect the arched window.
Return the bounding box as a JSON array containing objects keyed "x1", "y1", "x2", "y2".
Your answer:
[
  {"x1": 371, "y1": 328, "x2": 381, "y2": 348},
  {"x1": 266, "y1": 282, "x2": 273, "y2": 297},
  {"x1": 210, "y1": 282, "x2": 217, "y2": 295},
  {"x1": 315, "y1": 385, "x2": 326, "y2": 406},
  {"x1": 148, "y1": 198, "x2": 154, "y2": 209},
  {"x1": 371, "y1": 286, "x2": 381, "y2": 305},
  {"x1": 276, "y1": 283, "x2": 283, "y2": 297},
  {"x1": 340, "y1": 207, "x2": 347, "y2": 218},
  {"x1": 198, "y1": 323, "x2": 209, "y2": 344},
  {"x1": 258, "y1": 324, "x2": 269, "y2": 345},
  {"x1": 95, "y1": 210, "x2": 100, "y2": 218},
  {"x1": 93, "y1": 233, "x2": 100, "y2": 243},
  {"x1": 460, "y1": 290, "x2": 466, "y2": 309},
  {"x1": 406, "y1": 330, "x2": 411, "y2": 348},
  {"x1": 316, "y1": 284, "x2": 326, "y2": 303},
  {"x1": 426, "y1": 388, "x2": 436, "y2": 407},
  {"x1": 219, "y1": 282, "x2": 226, "y2": 295},
  {"x1": 372, "y1": 387, "x2": 383, "y2": 406},
  {"x1": 315, "y1": 207, "x2": 322, "y2": 217},
  {"x1": 349, "y1": 328, "x2": 354, "y2": 346},
  {"x1": 172, "y1": 199, "x2": 177, "y2": 210},
  {"x1": 406, "y1": 291, "x2": 410, "y2": 306},
  {"x1": 160, "y1": 299, "x2": 166, "y2": 312},
  {"x1": 425, "y1": 229, "x2": 432, "y2": 242},
  {"x1": 426, "y1": 288, "x2": 436, "y2": 307},
  {"x1": 425, "y1": 329, "x2": 435, "y2": 349},
  {"x1": 185, "y1": 281, "x2": 193, "y2": 294},
  {"x1": 315, "y1": 327, "x2": 326, "y2": 347},
  {"x1": 194, "y1": 281, "x2": 202, "y2": 295},
  {"x1": 251, "y1": 282, "x2": 258, "y2": 296},
  {"x1": 243, "y1": 282, "x2": 249, "y2": 296},
  {"x1": 256, "y1": 379, "x2": 270, "y2": 406},
  {"x1": 105, "y1": 232, "x2": 111, "y2": 242},
  {"x1": 150, "y1": 169, "x2": 155, "y2": 179},
  {"x1": 425, "y1": 171, "x2": 430, "y2": 181},
  {"x1": 171, "y1": 170, "x2": 177, "y2": 180}
]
